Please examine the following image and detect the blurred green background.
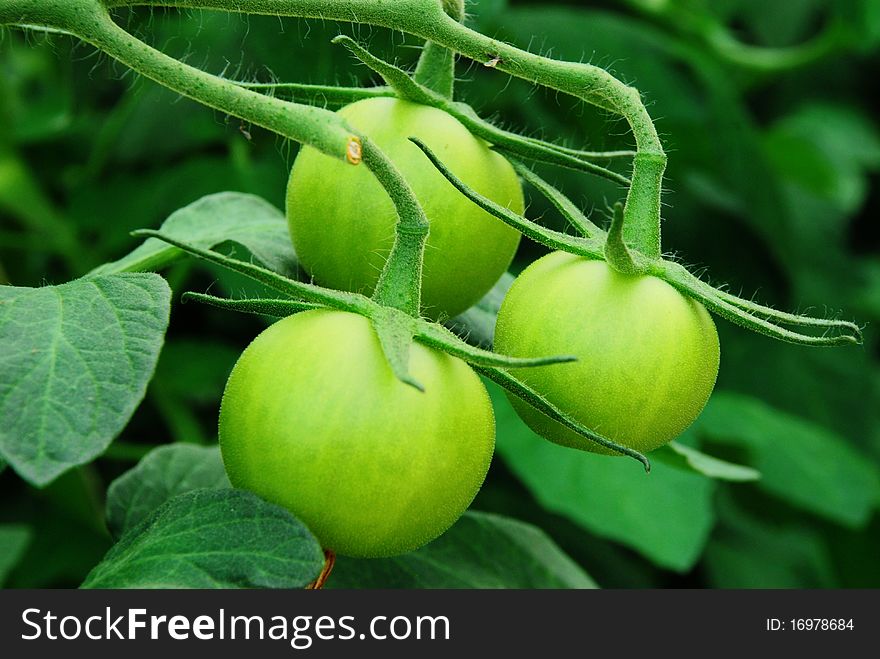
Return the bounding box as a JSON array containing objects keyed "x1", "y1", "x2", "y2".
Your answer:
[{"x1": 1, "y1": 0, "x2": 878, "y2": 588}]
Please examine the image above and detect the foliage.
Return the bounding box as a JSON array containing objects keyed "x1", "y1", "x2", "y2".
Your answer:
[{"x1": 0, "y1": 0, "x2": 877, "y2": 588}]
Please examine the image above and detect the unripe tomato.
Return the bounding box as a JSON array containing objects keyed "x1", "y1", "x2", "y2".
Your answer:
[
  {"x1": 218, "y1": 309, "x2": 495, "y2": 557},
  {"x1": 494, "y1": 252, "x2": 720, "y2": 454},
  {"x1": 286, "y1": 97, "x2": 523, "y2": 320}
]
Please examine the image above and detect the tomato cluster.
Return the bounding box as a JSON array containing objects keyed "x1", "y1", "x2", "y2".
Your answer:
[{"x1": 219, "y1": 98, "x2": 720, "y2": 557}]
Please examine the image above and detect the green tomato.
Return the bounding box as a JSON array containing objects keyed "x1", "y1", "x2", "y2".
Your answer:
[
  {"x1": 494, "y1": 252, "x2": 720, "y2": 454},
  {"x1": 286, "y1": 97, "x2": 523, "y2": 320},
  {"x1": 218, "y1": 309, "x2": 495, "y2": 557}
]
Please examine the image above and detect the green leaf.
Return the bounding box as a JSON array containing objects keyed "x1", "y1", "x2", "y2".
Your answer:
[
  {"x1": 696, "y1": 392, "x2": 880, "y2": 527},
  {"x1": 764, "y1": 103, "x2": 880, "y2": 214},
  {"x1": 82, "y1": 489, "x2": 323, "y2": 589},
  {"x1": 0, "y1": 273, "x2": 171, "y2": 486},
  {"x1": 716, "y1": 328, "x2": 880, "y2": 464},
  {"x1": 653, "y1": 441, "x2": 761, "y2": 482},
  {"x1": 68, "y1": 158, "x2": 285, "y2": 261},
  {"x1": 0, "y1": 524, "x2": 32, "y2": 586},
  {"x1": 0, "y1": 37, "x2": 73, "y2": 144},
  {"x1": 329, "y1": 511, "x2": 596, "y2": 588},
  {"x1": 0, "y1": 493, "x2": 110, "y2": 588},
  {"x1": 487, "y1": 382, "x2": 716, "y2": 572},
  {"x1": 106, "y1": 444, "x2": 230, "y2": 540},
  {"x1": 92, "y1": 192, "x2": 299, "y2": 277},
  {"x1": 704, "y1": 493, "x2": 837, "y2": 589}
]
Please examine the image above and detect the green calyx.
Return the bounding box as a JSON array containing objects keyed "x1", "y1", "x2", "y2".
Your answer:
[
  {"x1": 408, "y1": 139, "x2": 862, "y2": 348},
  {"x1": 139, "y1": 230, "x2": 652, "y2": 468}
]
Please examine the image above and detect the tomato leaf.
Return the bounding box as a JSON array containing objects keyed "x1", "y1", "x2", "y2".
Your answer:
[
  {"x1": 0, "y1": 524, "x2": 32, "y2": 586},
  {"x1": 764, "y1": 102, "x2": 880, "y2": 215},
  {"x1": 654, "y1": 441, "x2": 761, "y2": 482},
  {"x1": 695, "y1": 392, "x2": 880, "y2": 527},
  {"x1": 704, "y1": 493, "x2": 837, "y2": 589},
  {"x1": 92, "y1": 192, "x2": 300, "y2": 277},
  {"x1": 329, "y1": 511, "x2": 596, "y2": 588},
  {"x1": 0, "y1": 273, "x2": 170, "y2": 486},
  {"x1": 82, "y1": 489, "x2": 324, "y2": 589},
  {"x1": 487, "y1": 382, "x2": 716, "y2": 572},
  {"x1": 106, "y1": 444, "x2": 230, "y2": 540}
]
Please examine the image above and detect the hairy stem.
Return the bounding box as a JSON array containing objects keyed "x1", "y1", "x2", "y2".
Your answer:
[
  {"x1": 414, "y1": 41, "x2": 455, "y2": 99},
  {"x1": 2, "y1": 1, "x2": 435, "y2": 317},
  {"x1": 232, "y1": 81, "x2": 393, "y2": 107},
  {"x1": 90, "y1": 0, "x2": 666, "y2": 255},
  {"x1": 362, "y1": 141, "x2": 429, "y2": 318},
  {"x1": 2, "y1": 1, "x2": 360, "y2": 157}
]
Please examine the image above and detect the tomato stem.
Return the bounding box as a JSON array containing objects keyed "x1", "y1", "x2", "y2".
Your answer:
[
  {"x1": 231, "y1": 81, "x2": 394, "y2": 108},
  {"x1": 306, "y1": 550, "x2": 336, "y2": 590},
  {"x1": 5, "y1": 3, "x2": 431, "y2": 319},
  {"x1": 332, "y1": 35, "x2": 633, "y2": 185},
  {"x1": 362, "y1": 140, "x2": 428, "y2": 318},
  {"x1": 414, "y1": 42, "x2": 456, "y2": 99},
  {"x1": 86, "y1": 0, "x2": 666, "y2": 255}
]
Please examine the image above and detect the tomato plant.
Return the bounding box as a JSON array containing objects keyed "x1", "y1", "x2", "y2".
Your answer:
[
  {"x1": 219, "y1": 309, "x2": 495, "y2": 557},
  {"x1": 287, "y1": 97, "x2": 523, "y2": 319},
  {"x1": 0, "y1": 0, "x2": 874, "y2": 593},
  {"x1": 494, "y1": 252, "x2": 720, "y2": 454}
]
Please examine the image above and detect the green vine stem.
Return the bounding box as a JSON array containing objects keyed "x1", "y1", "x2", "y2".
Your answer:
[
  {"x1": 331, "y1": 35, "x2": 632, "y2": 185},
  {"x1": 359, "y1": 139, "x2": 428, "y2": 318},
  {"x1": 4, "y1": 0, "x2": 357, "y2": 157},
  {"x1": 232, "y1": 81, "x2": 393, "y2": 107},
  {"x1": 1, "y1": 0, "x2": 434, "y2": 319},
  {"x1": 619, "y1": 0, "x2": 845, "y2": 75},
  {"x1": 28, "y1": 0, "x2": 667, "y2": 258}
]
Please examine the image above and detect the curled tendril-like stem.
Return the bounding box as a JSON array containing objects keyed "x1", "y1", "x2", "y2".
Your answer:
[
  {"x1": 180, "y1": 292, "x2": 323, "y2": 317},
  {"x1": 661, "y1": 262, "x2": 862, "y2": 347},
  {"x1": 131, "y1": 230, "x2": 374, "y2": 313}
]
